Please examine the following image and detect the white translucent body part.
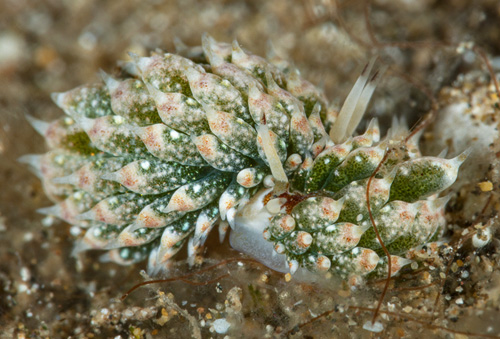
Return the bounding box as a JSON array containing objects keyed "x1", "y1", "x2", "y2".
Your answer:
[{"x1": 230, "y1": 188, "x2": 289, "y2": 273}]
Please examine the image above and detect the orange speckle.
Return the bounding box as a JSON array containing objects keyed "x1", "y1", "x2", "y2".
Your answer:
[
  {"x1": 93, "y1": 205, "x2": 106, "y2": 223},
  {"x1": 143, "y1": 127, "x2": 162, "y2": 150},
  {"x1": 224, "y1": 200, "x2": 234, "y2": 210},
  {"x1": 138, "y1": 212, "x2": 161, "y2": 228},
  {"x1": 209, "y1": 114, "x2": 230, "y2": 134},
  {"x1": 293, "y1": 115, "x2": 309, "y2": 133},
  {"x1": 159, "y1": 101, "x2": 181, "y2": 117},
  {"x1": 400, "y1": 211, "x2": 412, "y2": 221},
  {"x1": 119, "y1": 232, "x2": 137, "y2": 246},
  {"x1": 162, "y1": 234, "x2": 178, "y2": 249},
  {"x1": 196, "y1": 135, "x2": 215, "y2": 157},
  {"x1": 240, "y1": 172, "x2": 253, "y2": 187},
  {"x1": 340, "y1": 225, "x2": 356, "y2": 245},
  {"x1": 321, "y1": 199, "x2": 338, "y2": 220},
  {"x1": 200, "y1": 221, "x2": 211, "y2": 232},
  {"x1": 120, "y1": 166, "x2": 138, "y2": 189},
  {"x1": 170, "y1": 193, "x2": 194, "y2": 211},
  {"x1": 79, "y1": 173, "x2": 90, "y2": 188},
  {"x1": 297, "y1": 231, "x2": 312, "y2": 248},
  {"x1": 359, "y1": 249, "x2": 377, "y2": 271}
]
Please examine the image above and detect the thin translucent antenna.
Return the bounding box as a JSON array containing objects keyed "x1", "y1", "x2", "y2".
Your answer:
[
  {"x1": 330, "y1": 57, "x2": 377, "y2": 143},
  {"x1": 25, "y1": 114, "x2": 50, "y2": 137},
  {"x1": 344, "y1": 65, "x2": 387, "y2": 138}
]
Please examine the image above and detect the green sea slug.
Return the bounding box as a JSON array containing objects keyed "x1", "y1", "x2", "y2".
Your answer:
[{"x1": 22, "y1": 34, "x2": 466, "y2": 283}]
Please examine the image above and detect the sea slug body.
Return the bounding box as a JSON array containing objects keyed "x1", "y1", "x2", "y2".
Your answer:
[{"x1": 23, "y1": 34, "x2": 466, "y2": 282}]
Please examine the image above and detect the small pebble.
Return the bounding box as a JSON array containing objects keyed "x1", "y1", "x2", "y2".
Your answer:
[
  {"x1": 477, "y1": 181, "x2": 493, "y2": 192},
  {"x1": 213, "y1": 318, "x2": 231, "y2": 334},
  {"x1": 363, "y1": 320, "x2": 383, "y2": 333}
]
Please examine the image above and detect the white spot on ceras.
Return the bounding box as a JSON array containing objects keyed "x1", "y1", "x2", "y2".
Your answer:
[
  {"x1": 112, "y1": 115, "x2": 125, "y2": 125},
  {"x1": 170, "y1": 130, "x2": 180, "y2": 139},
  {"x1": 140, "y1": 160, "x2": 150, "y2": 170}
]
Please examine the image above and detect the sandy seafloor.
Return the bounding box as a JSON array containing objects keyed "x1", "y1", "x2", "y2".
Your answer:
[{"x1": 1, "y1": 0, "x2": 500, "y2": 338}]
